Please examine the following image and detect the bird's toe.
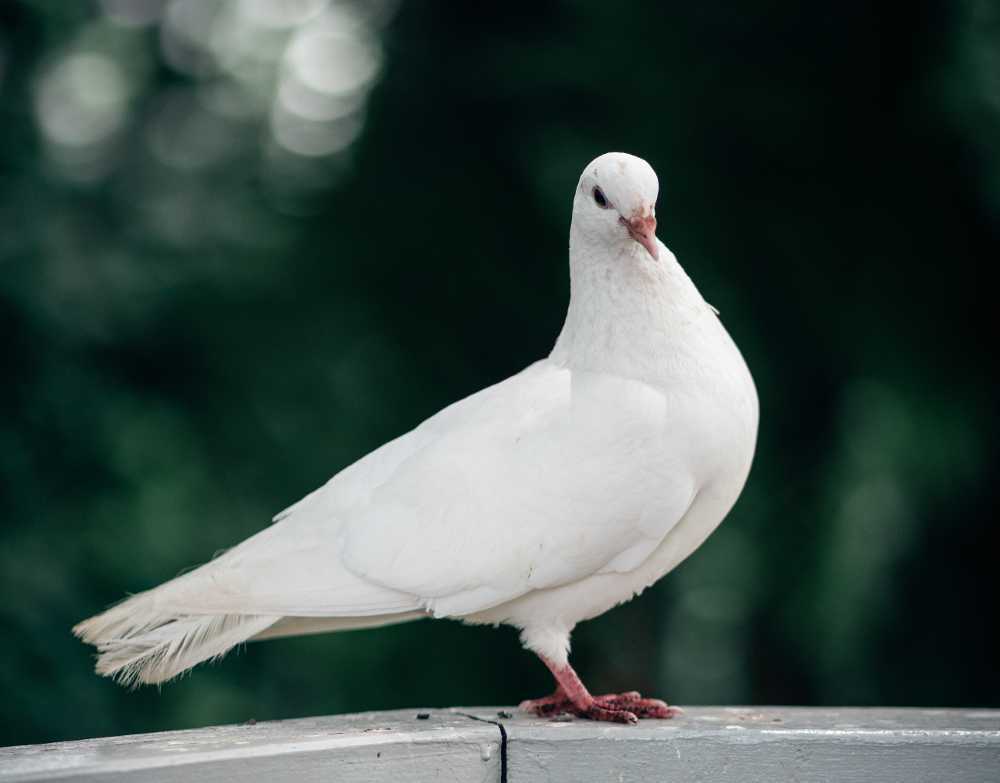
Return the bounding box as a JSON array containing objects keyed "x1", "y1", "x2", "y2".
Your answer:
[
  {"x1": 519, "y1": 691, "x2": 571, "y2": 716},
  {"x1": 593, "y1": 692, "x2": 681, "y2": 720}
]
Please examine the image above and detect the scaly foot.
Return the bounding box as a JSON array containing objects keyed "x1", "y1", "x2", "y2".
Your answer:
[{"x1": 520, "y1": 689, "x2": 682, "y2": 723}]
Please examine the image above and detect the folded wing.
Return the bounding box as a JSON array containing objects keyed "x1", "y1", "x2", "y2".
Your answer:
[{"x1": 337, "y1": 359, "x2": 697, "y2": 616}]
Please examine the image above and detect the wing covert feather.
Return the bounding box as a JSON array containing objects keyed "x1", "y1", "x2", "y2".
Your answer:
[{"x1": 338, "y1": 360, "x2": 697, "y2": 616}]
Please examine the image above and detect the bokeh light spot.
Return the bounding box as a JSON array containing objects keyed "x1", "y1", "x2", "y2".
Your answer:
[{"x1": 36, "y1": 52, "x2": 129, "y2": 148}]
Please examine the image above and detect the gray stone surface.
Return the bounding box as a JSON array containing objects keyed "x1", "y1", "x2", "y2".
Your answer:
[{"x1": 1, "y1": 707, "x2": 998, "y2": 782}]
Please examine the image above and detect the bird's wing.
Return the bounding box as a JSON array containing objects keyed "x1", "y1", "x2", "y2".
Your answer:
[
  {"x1": 157, "y1": 359, "x2": 696, "y2": 619},
  {"x1": 338, "y1": 359, "x2": 698, "y2": 616}
]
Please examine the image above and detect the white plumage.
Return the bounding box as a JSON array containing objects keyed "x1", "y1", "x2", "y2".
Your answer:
[{"x1": 75, "y1": 152, "x2": 757, "y2": 719}]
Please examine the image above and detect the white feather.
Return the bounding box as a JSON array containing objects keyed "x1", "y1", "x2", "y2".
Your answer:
[{"x1": 73, "y1": 590, "x2": 278, "y2": 686}]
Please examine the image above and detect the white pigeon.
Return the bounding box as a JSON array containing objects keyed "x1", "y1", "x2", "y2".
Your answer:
[{"x1": 75, "y1": 152, "x2": 758, "y2": 723}]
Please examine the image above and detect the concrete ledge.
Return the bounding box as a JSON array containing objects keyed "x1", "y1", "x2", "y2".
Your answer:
[{"x1": 2, "y1": 707, "x2": 998, "y2": 782}]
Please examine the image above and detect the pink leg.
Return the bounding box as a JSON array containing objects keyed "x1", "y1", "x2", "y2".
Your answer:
[{"x1": 519, "y1": 656, "x2": 682, "y2": 724}]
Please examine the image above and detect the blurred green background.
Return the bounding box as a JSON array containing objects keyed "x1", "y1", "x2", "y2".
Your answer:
[{"x1": 1, "y1": 0, "x2": 997, "y2": 747}]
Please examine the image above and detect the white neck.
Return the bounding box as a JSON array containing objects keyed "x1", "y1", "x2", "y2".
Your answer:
[{"x1": 549, "y1": 224, "x2": 718, "y2": 387}]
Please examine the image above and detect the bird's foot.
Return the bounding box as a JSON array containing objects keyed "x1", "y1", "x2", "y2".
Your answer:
[{"x1": 520, "y1": 689, "x2": 681, "y2": 724}]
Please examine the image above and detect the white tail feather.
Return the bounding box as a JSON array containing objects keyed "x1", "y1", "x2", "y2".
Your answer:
[
  {"x1": 74, "y1": 494, "x2": 426, "y2": 686},
  {"x1": 74, "y1": 592, "x2": 278, "y2": 686}
]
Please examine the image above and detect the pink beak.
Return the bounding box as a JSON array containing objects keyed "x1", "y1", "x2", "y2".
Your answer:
[{"x1": 622, "y1": 214, "x2": 659, "y2": 260}]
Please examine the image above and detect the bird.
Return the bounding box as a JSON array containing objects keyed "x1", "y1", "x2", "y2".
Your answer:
[{"x1": 74, "y1": 152, "x2": 758, "y2": 724}]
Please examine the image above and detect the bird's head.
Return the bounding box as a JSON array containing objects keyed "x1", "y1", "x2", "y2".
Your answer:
[{"x1": 572, "y1": 152, "x2": 660, "y2": 261}]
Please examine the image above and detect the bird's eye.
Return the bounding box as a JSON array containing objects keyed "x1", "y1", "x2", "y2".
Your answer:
[{"x1": 592, "y1": 187, "x2": 609, "y2": 208}]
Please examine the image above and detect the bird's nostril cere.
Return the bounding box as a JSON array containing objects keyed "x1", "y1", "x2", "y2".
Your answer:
[{"x1": 629, "y1": 215, "x2": 656, "y2": 236}]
